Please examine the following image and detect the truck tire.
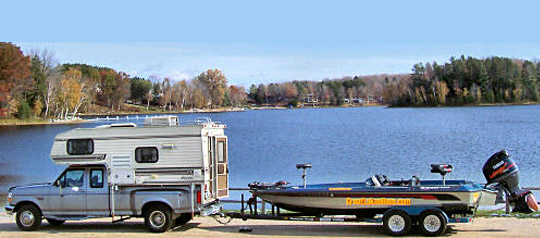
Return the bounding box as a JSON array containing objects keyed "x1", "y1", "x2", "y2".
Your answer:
[
  {"x1": 383, "y1": 209, "x2": 411, "y2": 236},
  {"x1": 46, "y1": 218, "x2": 66, "y2": 226},
  {"x1": 144, "y1": 204, "x2": 173, "y2": 232},
  {"x1": 174, "y1": 213, "x2": 192, "y2": 227},
  {"x1": 16, "y1": 204, "x2": 42, "y2": 231},
  {"x1": 418, "y1": 210, "x2": 447, "y2": 236}
]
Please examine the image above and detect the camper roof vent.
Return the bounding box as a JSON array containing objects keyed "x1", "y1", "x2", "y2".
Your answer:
[
  {"x1": 143, "y1": 116, "x2": 179, "y2": 126},
  {"x1": 95, "y1": 123, "x2": 137, "y2": 128},
  {"x1": 195, "y1": 117, "x2": 212, "y2": 125}
]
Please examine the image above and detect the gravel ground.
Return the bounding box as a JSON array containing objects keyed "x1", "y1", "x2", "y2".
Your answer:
[{"x1": 1, "y1": 212, "x2": 539, "y2": 237}]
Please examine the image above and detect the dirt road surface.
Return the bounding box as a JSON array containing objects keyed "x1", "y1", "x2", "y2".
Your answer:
[{"x1": 1, "y1": 213, "x2": 539, "y2": 237}]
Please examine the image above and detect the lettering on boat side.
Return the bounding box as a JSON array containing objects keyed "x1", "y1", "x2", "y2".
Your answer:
[{"x1": 346, "y1": 198, "x2": 411, "y2": 206}]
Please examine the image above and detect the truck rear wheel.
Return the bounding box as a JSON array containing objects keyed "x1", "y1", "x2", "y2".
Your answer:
[
  {"x1": 144, "y1": 204, "x2": 173, "y2": 232},
  {"x1": 16, "y1": 204, "x2": 42, "y2": 231},
  {"x1": 174, "y1": 213, "x2": 192, "y2": 227},
  {"x1": 418, "y1": 210, "x2": 447, "y2": 236},
  {"x1": 383, "y1": 209, "x2": 411, "y2": 236}
]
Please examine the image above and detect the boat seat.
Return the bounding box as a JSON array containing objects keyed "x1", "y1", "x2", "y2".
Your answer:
[
  {"x1": 296, "y1": 163, "x2": 312, "y2": 169},
  {"x1": 431, "y1": 164, "x2": 453, "y2": 176}
]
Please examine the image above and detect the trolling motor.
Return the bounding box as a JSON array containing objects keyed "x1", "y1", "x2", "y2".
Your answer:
[
  {"x1": 482, "y1": 150, "x2": 539, "y2": 213},
  {"x1": 296, "y1": 163, "x2": 312, "y2": 189}
]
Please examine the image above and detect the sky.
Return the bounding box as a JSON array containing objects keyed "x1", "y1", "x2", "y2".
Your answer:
[{"x1": 3, "y1": 0, "x2": 540, "y2": 86}]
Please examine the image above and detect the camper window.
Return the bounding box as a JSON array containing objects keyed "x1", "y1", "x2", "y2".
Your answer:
[
  {"x1": 67, "y1": 139, "x2": 94, "y2": 155},
  {"x1": 135, "y1": 147, "x2": 159, "y2": 163},
  {"x1": 217, "y1": 141, "x2": 226, "y2": 163},
  {"x1": 90, "y1": 169, "x2": 104, "y2": 188}
]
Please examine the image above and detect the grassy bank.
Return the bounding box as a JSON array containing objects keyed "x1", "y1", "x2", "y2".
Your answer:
[{"x1": 0, "y1": 118, "x2": 87, "y2": 126}]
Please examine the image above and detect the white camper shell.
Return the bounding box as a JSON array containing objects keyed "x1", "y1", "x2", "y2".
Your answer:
[{"x1": 50, "y1": 116, "x2": 229, "y2": 201}]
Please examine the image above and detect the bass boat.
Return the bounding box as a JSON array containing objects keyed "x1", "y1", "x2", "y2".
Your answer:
[{"x1": 249, "y1": 150, "x2": 538, "y2": 218}]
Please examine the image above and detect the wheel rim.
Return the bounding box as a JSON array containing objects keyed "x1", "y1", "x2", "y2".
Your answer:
[
  {"x1": 423, "y1": 214, "x2": 442, "y2": 233},
  {"x1": 20, "y1": 210, "x2": 35, "y2": 227},
  {"x1": 149, "y1": 211, "x2": 166, "y2": 228},
  {"x1": 388, "y1": 214, "x2": 406, "y2": 232}
]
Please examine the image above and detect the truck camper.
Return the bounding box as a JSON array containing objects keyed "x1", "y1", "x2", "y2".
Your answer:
[{"x1": 6, "y1": 116, "x2": 228, "y2": 232}]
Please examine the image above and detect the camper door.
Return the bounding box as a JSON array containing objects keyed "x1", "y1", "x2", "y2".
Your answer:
[{"x1": 215, "y1": 136, "x2": 228, "y2": 198}]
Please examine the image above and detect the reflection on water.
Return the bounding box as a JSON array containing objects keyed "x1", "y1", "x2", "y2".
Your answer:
[{"x1": 1, "y1": 106, "x2": 540, "y2": 203}]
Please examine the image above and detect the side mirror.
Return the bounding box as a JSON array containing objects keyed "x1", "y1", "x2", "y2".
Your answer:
[{"x1": 55, "y1": 180, "x2": 60, "y2": 186}]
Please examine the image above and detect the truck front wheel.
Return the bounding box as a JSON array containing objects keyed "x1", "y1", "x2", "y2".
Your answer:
[
  {"x1": 16, "y1": 204, "x2": 42, "y2": 231},
  {"x1": 144, "y1": 204, "x2": 173, "y2": 232}
]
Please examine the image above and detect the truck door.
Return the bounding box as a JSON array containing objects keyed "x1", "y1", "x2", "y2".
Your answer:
[
  {"x1": 86, "y1": 167, "x2": 109, "y2": 216},
  {"x1": 58, "y1": 168, "x2": 87, "y2": 216},
  {"x1": 215, "y1": 136, "x2": 229, "y2": 198}
]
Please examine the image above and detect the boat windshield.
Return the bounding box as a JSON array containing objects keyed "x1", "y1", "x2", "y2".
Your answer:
[{"x1": 365, "y1": 176, "x2": 381, "y2": 187}]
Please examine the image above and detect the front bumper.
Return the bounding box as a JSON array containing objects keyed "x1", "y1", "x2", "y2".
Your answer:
[{"x1": 5, "y1": 205, "x2": 14, "y2": 215}]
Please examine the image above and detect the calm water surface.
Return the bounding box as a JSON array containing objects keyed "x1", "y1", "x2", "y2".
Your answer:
[{"x1": 1, "y1": 106, "x2": 540, "y2": 203}]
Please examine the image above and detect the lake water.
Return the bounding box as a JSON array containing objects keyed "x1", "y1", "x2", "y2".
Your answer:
[{"x1": 1, "y1": 106, "x2": 540, "y2": 207}]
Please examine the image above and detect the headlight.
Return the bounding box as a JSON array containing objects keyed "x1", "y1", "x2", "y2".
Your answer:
[{"x1": 8, "y1": 192, "x2": 12, "y2": 204}]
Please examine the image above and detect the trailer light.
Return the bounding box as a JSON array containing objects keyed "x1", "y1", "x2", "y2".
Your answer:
[
  {"x1": 196, "y1": 190, "x2": 202, "y2": 204},
  {"x1": 472, "y1": 192, "x2": 480, "y2": 203}
]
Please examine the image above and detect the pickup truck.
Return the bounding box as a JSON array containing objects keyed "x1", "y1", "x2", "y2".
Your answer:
[{"x1": 5, "y1": 164, "x2": 218, "y2": 232}]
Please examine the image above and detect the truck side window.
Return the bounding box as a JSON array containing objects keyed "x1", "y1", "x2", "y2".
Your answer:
[
  {"x1": 90, "y1": 169, "x2": 104, "y2": 188},
  {"x1": 135, "y1": 147, "x2": 159, "y2": 163},
  {"x1": 57, "y1": 169, "x2": 85, "y2": 188},
  {"x1": 67, "y1": 139, "x2": 94, "y2": 155}
]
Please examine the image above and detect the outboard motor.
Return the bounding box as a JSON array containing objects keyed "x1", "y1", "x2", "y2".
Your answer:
[{"x1": 482, "y1": 150, "x2": 538, "y2": 213}]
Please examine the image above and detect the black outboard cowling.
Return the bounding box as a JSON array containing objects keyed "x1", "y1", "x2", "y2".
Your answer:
[{"x1": 482, "y1": 150, "x2": 538, "y2": 213}]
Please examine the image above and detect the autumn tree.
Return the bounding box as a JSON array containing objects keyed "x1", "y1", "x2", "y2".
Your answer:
[
  {"x1": 172, "y1": 80, "x2": 188, "y2": 110},
  {"x1": 228, "y1": 85, "x2": 247, "y2": 107},
  {"x1": 56, "y1": 68, "x2": 83, "y2": 119},
  {"x1": 0, "y1": 43, "x2": 32, "y2": 117},
  {"x1": 195, "y1": 69, "x2": 228, "y2": 108}
]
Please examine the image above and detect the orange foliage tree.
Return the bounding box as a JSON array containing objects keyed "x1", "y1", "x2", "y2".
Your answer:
[{"x1": 0, "y1": 43, "x2": 31, "y2": 117}]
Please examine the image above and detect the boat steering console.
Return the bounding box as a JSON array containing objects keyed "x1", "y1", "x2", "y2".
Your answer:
[{"x1": 296, "y1": 163, "x2": 312, "y2": 189}]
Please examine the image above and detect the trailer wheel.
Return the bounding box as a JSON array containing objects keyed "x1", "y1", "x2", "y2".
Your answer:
[
  {"x1": 174, "y1": 213, "x2": 192, "y2": 227},
  {"x1": 383, "y1": 210, "x2": 411, "y2": 236},
  {"x1": 144, "y1": 204, "x2": 173, "y2": 232},
  {"x1": 16, "y1": 204, "x2": 42, "y2": 231},
  {"x1": 418, "y1": 210, "x2": 447, "y2": 236},
  {"x1": 46, "y1": 218, "x2": 65, "y2": 226}
]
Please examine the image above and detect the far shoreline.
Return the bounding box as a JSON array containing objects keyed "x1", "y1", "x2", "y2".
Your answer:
[{"x1": 1, "y1": 102, "x2": 538, "y2": 126}]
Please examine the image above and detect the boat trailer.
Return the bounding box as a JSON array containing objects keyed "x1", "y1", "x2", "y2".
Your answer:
[{"x1": 214, "y1": 192, "x2": 474, "y2": 236}]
